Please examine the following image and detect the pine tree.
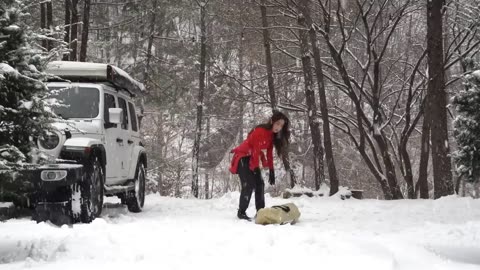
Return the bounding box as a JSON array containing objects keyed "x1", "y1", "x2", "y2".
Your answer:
[
  {"x1": 453, "y1": 67, "x2": 480, "y2": 183},
  {"x1": 0, "y1": 0, "x2": 53, "y2": 170}
]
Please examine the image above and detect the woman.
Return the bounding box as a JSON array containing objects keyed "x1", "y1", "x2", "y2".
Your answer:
[{"x1": 229, "y1": 111, "x2": 290, "y2": 220}]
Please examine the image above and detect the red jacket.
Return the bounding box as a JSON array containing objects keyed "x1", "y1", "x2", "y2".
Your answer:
[{"x1": 229, "y1": 127, "x2": 274, "y2": 174}]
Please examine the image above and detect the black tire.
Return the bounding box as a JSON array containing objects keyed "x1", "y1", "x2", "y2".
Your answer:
[
  {"x1": 125, "y1": 163, "x2": 145, "y2": 213},
  {"x1": 71, "y1": 156, "x2": 104, "y2": 223}
]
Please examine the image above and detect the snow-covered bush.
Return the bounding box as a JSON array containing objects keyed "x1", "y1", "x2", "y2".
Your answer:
[
  {"x1": 0, "y1": 0, "x2": 54, "y2": 169},
  {"x1": 0, "y1": 0, "x2": 68, "y2": 205},
  {"x1": 453, "y1": 66, "x2": 480, "y2": 183}
]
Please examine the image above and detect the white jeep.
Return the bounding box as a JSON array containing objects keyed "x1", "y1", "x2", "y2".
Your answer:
[{"x1": 32, "y1": 61, "x2": 147, "y2": 223}]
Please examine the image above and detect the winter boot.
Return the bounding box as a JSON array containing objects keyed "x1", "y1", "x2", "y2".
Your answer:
[{"x1": 237, "y1": 210, "x2": 252, "y2": 221}]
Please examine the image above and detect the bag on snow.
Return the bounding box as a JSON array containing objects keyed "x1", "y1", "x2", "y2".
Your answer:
[{"x1": 255, "y1": 203, "x2": 300, "y2": 225}]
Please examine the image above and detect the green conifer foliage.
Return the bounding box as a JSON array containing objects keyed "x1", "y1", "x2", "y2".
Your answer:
[
  {"x1": 0, "y1": 0, "x2": 52, "y2": 168},
  {"x1": 453, "y1": 68, "x2": 480, "y2": 183}
]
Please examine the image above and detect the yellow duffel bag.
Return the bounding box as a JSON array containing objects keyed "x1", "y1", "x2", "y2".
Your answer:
[{"x1": 255, "y1": 203, "x2": 301, "y2": 225}]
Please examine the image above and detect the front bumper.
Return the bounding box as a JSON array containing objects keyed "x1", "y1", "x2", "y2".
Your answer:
[
  {"x1": 0, "y1": 163, "x2": 84, "y2": 208},
  {"x1": 31, "y1": 163, "x2": 83, "y2": 205},
  {"x1": 34, "y1": 164, "x2": 84, "y2": 190}
]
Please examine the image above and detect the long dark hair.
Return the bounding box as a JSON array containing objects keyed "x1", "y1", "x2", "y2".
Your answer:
[{"x1": 250, "y1": 111, "x2": 290, "y2": 159}]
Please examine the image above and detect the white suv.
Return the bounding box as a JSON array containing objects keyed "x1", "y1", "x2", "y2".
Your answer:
[{"x1": 33, "y1": 61, "x2": 147, "y2": 224}]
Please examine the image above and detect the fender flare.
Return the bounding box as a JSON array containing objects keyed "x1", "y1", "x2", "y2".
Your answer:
[
  {"x1": 138, "y1": 150, "x2": 147, "y2": 168},
  {"x1": 90, "y1": 144, "x2": 107, "y2": 169},
  {"x1": 60, "y1": 138, "x2": 106, "y2": 169},
  {"x1": 128, "y1": 147, "x2": 147, "y2": 179}
]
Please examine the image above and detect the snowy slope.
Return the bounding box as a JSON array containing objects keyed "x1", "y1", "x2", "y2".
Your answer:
[{"x1": 1, "y1": 193, "x2": 480, "y2": 270}]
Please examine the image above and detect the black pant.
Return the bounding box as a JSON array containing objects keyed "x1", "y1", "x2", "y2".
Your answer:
[{"x1": 238, "y1": 156, "x2": 265, "y2": 213}]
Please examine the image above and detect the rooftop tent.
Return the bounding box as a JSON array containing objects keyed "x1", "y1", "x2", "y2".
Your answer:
[{"x1": 45, "y1": 61, "x2": 146, "y2": 97}]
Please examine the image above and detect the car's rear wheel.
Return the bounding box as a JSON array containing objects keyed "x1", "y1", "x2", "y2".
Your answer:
[{"x1": 125, "y1": 163, "x2": 145, "y2": 213}]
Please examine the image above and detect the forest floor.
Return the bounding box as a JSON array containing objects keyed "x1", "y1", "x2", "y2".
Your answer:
[{"x1": 1, "y1": 192, "x2": 480, "y2": 269}]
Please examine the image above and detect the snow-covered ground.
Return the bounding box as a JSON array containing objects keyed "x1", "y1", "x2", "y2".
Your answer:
[{"x1": 1, "y1": 193, "x2": 480, "y2": 270}]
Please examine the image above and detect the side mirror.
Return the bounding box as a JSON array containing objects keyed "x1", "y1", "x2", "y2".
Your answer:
[{"x1": 109, "y1": 108, "x2": 122, "y2": 124}]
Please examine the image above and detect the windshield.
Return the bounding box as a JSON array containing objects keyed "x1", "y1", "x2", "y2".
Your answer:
[{"x1": 48, "y1": 86, "x2": 100, "y2": 119}]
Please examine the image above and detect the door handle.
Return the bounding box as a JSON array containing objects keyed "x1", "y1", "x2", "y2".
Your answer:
[
  {"x1": 116, "y1": 138, "x2": 123, "y2": 143},
  {"x1": 128, "y1": 140, "x2": 134, "y2": 145}
]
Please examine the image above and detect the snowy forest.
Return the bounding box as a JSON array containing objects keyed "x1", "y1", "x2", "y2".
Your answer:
[
  {"x1": 2, "y1": 0, "x2": 480, "y2": 268},
  {"x1": 3, "y1": 0, "x2": 480, "y2": 201},
  {"x1": 50, "y1": 0, "x2": 480, "y2": 200}
]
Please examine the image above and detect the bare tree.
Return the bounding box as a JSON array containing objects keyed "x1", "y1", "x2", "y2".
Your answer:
[
  {"x1": 259, "y1": 1, "x2": 298, "y2": 188},
  {"x1": 315, "y1": 0, "x2": 413, "y2": 199},
  {"x1": 301, "y1": 0, "x2": 340, "y2": 195},
  {"x1": 298, "y1": 0, "x2": 326, "y2": 190}
]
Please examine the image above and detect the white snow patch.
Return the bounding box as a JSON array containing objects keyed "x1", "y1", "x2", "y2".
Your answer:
[
  {"x1": 0, "y1": 63, "x2": 17, "y2": 76},
  {"x1": 71, "y1": 189, "x2": 81, "y2": 216},
  {"x1": 4, "y1": 25, "x2": 20, "y2": 31},
  {"x1": 0, "y1": 202, "x2": 14, "y2": 208},
  {"x1": 0, "y1": 194, "x2": 479, "y2": 269},
  {"x1": 19, "y1": 100, "x2": 33, "y2": 110},
  {"x1": 38, "y1": 164, "x2": 83, "y2": 170},
  {"x1": 471, "y1": 70, "x2": 480, "y2": 81}
]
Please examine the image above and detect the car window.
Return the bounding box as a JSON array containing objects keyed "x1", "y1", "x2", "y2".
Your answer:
[
  {"x1": 48, "y1": 86, "x2": 99, "y2": 119},
  {"x1": 118, "y1": 97, "x2": 129, "y2": 130},
  {"x1": 128, "y1": 102, "x2": 138, "y2": 132},
  {"x1": 104, "y1": 93, "x2": 117, "y2": 128}
]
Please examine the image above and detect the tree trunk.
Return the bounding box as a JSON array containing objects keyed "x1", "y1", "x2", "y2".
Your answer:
[
  {"x1": 357, "y1": 143, "x2": 393, "y2": 199},
  {"x1": 211, "y1": 170, "x2": 215, "y2": 198},
  {"x1": 205, "y1": 117, "x2": 210, "y2": 199},
  {"x1": 399, "y1": 14, "x2": 416, "y2": 199},
  {"x1": 259, "y1": 0, "x2": 297, "y2": 188},
  {"x1": 259, "y1": 0, "x2": 277, "y2": 110},
  {"x1": 298, "y1": 1, "x2": 325, "y2": 190},
  {"x1": 63, "y1": 0, "x2": 71, "y2": 61},
  {"x1": 370, "y1": 33, "x2": 403, "y2": 199},
  {"x1": 192, "y1": 2, "x2": 207, "y2": 198},
  {"x1": 70, "y1": 0, "x2": 78, "y2": 61},
  {"x1": 156, "y1": 115, "x2": 164, "y2": 195},
  {"x1": 374, "y1": 135, "x2": 403, "y2": 199},
  {"x1": 46, "y1": 1, "x2": 53, "y2": 51},
  {"x1": 303, "y1": 0, "x2": 339, "y2": 195},
  {"x1": 144, "y1": 0, "x2": 159, "y2": 86},
  {"x1": 40, "y1": 3, "x2": 47, "y2": 49},
  {"x1": 418, "y1": 109, "x2": 430, "y2": 199},
  {"x1": 400, "y1": 141, "x2": 415, "y2": 198},
  {"x1": 282, "y1": 152, "x2": 297, "y2": 188},
  {"x1": 79, "y1": 0, "x2": 91, "y2": 61},
  {"x1": 426, "y1": 0, "x2": 454, "y2": 199},
  {"x1": 237, "y1": 32, "x2": 245, "y2": 145}
]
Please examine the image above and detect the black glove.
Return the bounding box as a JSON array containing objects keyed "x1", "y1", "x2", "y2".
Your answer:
[{"x1": 268, "y1": 169, "x2": 275, "y2": 185}]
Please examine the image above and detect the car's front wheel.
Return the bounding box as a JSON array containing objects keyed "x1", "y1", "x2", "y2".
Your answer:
[
  {"x1": 125, "y1": 163, "x2": 145, "y2": 213},
  {"x1": 71, "y1": 155, "x2": 104, "y2": 223}
]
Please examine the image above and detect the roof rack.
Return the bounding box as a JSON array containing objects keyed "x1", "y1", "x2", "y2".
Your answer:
[{"x1": 45, "y1": 61, "x2": 146, "y2": 97}]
